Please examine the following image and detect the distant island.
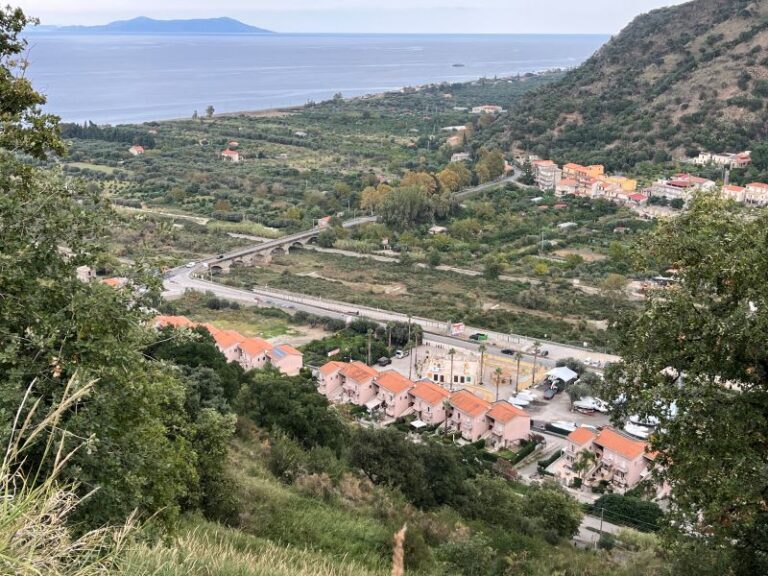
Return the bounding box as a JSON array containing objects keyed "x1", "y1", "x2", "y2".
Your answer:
[{"x1": 32, "y1": 16, "x2": 274, "y2": 35}]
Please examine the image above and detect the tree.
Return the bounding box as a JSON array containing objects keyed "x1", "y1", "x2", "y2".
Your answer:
[
  {"x1": 604, "y1": 194, "x2": 768, "y2": 573},
  {"x1": 522, "y1": 481, "x2": 583, "y2": 540},
  {"x1": 571, "y1": 449, "x2": 596, "y2": 481},
  {"x1": 478, "y1": 344, "x2": 487, "y2": 385},
  {"x1": 428, "y1": 250, "x2": 442, "y2": 268},
  {"x1": 205, "y1": 105, "x2": 215, "y2": 118},
  {"x1": 192, "y1": 110, "x2": 198, "y2": 120},
  {"x1": 520, "y1": 159, "x2": 536, "y2": 185},
  {"x1": 0, "y1": 8, "x2": 202, "y2": 527},
  {"x1": 493, "y1": 367, "x2": 503, "y2": 401},
  {"x1": 514, "y1": 352, "x2": 523, "y2": 394},
  {"x1": 483, "y1": 256, "x2": 504, "y2": 280},
  {"x1": 531, "y1": 341, "x2": 542, "y2": 386},
  {"x1": 378, "y1": 186, "x2": 433, "y2": 230}
]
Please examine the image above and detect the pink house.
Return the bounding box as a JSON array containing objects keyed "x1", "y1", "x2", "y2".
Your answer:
[
  {"x1": 447, "y1": 390, "x2": 491, "y2": 442},
  {"x1": 340, "y1": 362, "x2": 379, "y2": 406},
  {"x1": 373, "y1": 371, "x2": 414, "y2": 419},
  {"x1": 154, "y1": 315, "x2": 196, "y2": 329},
  {"x1": 239, "y1": 337, "x2": 272, "y2": 371},
  {"x1": 209, "y1": 329, "x2": 245, "y2": 363},
  {"x1": 317, "y1": 361, "x2": 346, "y2": 400},
  {"x1": 485, "y1": 401, "x2": 531, "y2": 449},
  {"x1": 268, "y1": 344, "x2": 304, "y2": 376},
  {"x1": 565, "y1": 427, "x2": 654, "y2": 491},
  {"x1": 409, "y1": 380, "x2": 451, "y2": 426},
  {"x1": 221, "y1": 149, "x2": 241, "y2": 163}
]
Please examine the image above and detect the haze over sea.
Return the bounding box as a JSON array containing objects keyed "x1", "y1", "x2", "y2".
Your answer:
[{"x1": 25, "y1": 34, "x2": 607, "y2": 125}]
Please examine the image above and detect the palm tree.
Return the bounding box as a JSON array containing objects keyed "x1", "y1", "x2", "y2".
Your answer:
[
  {"x1": 442, "y1": 399, "x2": 453, "y2": 437},
  {"x1": 448, "y1": 348, "x2": 456, "y2": 391},
  {"x1": 572, "y1": 449, "x2": 597, "y2": 483},
  {"x1": 493, "y1": 367, "x2": 503, "y2": 401},
  {"x1": 531, "y1": 340, "x2": 541, "y2": 386},
  {"x1": 478, "y1": 344, "x2": 487, "y2": 386},
  {"x1": 514, "y1": 352, "x2": 523, "y2": 394}
]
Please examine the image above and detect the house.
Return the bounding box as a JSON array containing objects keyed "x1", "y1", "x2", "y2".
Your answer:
[
  {"x1": 451, "y1": 152, "x2": 471, "y2": 163},
  {"x1": 210, "y1": 329, "x2": 246, "y2": 363},
  {"x1": 563, "y1": 427, "x2": 654, "y2": 491},
  {"x1": 409, "y1": 380, "x2": 451, "y2": 426},
  {"x1": 486, "y1": 401, "x2": 531, "y2": 450},
  {"x1": 128, "y1": 145, "x2": 144, "y2": 156},
  {"x1": 294, "y1": 131, "x2": 308, "y2": 138},
  {"x1": 428, "y1": 225, "x2": 448, "y2": 235},
  {"x1": 221, "y1": 149, "x2": 241, "y2": 163},
  {"x1": 555, "y1": 178, "x2": 580, "y2": 196},
  {"x1": 227, "y1": 140, "x2": 240, "y2": 148},
  {"x1": 471, "y1": 105, "x2": 503, "y2": 114},
  {"x1": 744, "y1": 182, "x2": 768, "y2": 207},
  {"x1": 317, "y1": 216, "x2": 333, "y2": 228},
  {"x1": 563, "y1": 163, "x2": 604, "y2": 185},
  {"x1": 100, "y1": 277, "x2": 128, "y2": 289},
  {"x1": 425, "y1": 353, "x2": 478, "y2": 388},
  {"x1": 317, "y1": 361, "x2": 347, "y2": 400},
  {"x1": 373, "y1": 371, "x2": 415, "y2": 419},
  {"x1": 447, "y1": 390, "x2": 491, "y2": 441},
  {"x1": 557, "y1": 222, "x2": 577, "y2": 230},
  {"x1": 598, "y1": 175, "x2": 637, "y2": 192},
  {"x1": 547, "y1": 366, "x2": 578, "y2": 385},
  {"x1": 268, "y1": 344, "x2": 304, "y2": 376},
  {"x1": 533, "y1": 160, "x2": 562, "y2": 191},
  {"x1": 340, "y1": 361, "x2": 379, "y2": 406},
  {"x1": 446, "y1": 134, "x2": 464, "y2": 148},
  {"x1": 722, "y1": 184, "x2": 746, "y2": 203},
  {"x1": 239, "y1": 337, "x2": 272, "y2": 371},
  {"x1": 627, "y1": 193, "x2": 649, "y2": 205},
  {"x1": 76, "y1": 265, "x2": 95, "y2": 283},
  {"x1": 693, "y1": 151, "x2": 751, "y2": 169}
]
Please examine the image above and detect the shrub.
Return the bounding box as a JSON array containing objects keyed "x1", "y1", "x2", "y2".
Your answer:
[{"x1": 591, "y1": 494, "x2": 663, "y2": 532}]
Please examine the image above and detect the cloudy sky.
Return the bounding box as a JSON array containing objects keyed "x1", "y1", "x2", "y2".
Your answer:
[{"x1": 18, "y1": 0, "x2": 689, "y2": 34}]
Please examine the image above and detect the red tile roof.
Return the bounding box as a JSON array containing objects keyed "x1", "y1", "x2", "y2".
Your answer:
[
  {"x1": 375, "y1": 371, "x2": 414, "y2": 394},
  {"x1": 154, "y1": 315, "x2": 195, "y2": 329},
  {"x1": 450, "y1": 390, "x2": 491, "y2": 418},
  {"x1": 276, "y1": 344, "x2": 303, "y2": 356},
  {"x1": 340, "y1": 361, "x2": 378, "y2": 383},
  {"x1": 211, "y1": 329, "x2": 244, "y2": 351},
  {"x1": 628, "y1": 193, "x2": 648, "y2": 202},
  {"x1": 410, "y1": 380, "x2": 451, "y2": 405},
  {"x1": 568, "y1": 427, "x2": 597, "y2": 446},
  {"x1": 594, "y1": 428, "x2": 648, "y2": 460},
  {"x1": 240, "y1": 337, "x2": 272, "y2": 357},
  {"x1": 101, "y1": 277, "x2": 126, "y2": 288},
  {"x1": 723, "y1": 185, "x2": 745, "y2": 192},
  {"x1": 319, "y1": 361, "x2": 346, "y2": 376},
  {"x1": 748, "y1": 182, "x2": 768, "y2": 190},
  {"x1": 487, "y1": 401, "x2": 528, "y2": 423},
  {"x1": 564, "y1": 163, "x2": 586, "y2": 171}
]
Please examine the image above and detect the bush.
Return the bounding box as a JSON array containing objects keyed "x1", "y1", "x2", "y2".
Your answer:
[
  {"x1": 591, "y1": 494, "x2": 664, "y2": 532},
  {"x1": 598, "y1": 532, "x2": 616, "y2": 550}
]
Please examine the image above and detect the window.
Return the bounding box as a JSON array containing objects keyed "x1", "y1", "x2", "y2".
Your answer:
[
  {"x1": 453, "y1": 375, "x2": 459, "y2": 383},
  {"x1": 466, "y1": 376, "x2": 472, "y2": 383},
  {"x1": 460, "y1": 376, "x2": 465, "y2": 384},
  {"x1": 440, "y1": 375, "x2": 445, "y2": 383}
]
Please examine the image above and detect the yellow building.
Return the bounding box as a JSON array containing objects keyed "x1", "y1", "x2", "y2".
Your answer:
[{"x1": 599, "y1": 175, "x2": 638, "y2": 192}]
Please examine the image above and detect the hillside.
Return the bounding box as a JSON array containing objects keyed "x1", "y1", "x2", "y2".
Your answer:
[
  {"x1": 501, "y1": 0, "x2": 768, "y2": 170},
  {"x1": 53, "y1": 16, "x2": 273, "y2": 35}
]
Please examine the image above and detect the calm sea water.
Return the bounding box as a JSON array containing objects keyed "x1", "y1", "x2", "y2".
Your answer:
[{"x1": 24, "y1": 34, "x2": 607, "y2": 125}]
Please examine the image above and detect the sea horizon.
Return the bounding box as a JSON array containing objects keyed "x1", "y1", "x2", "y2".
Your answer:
[{"x1": 24, "y1": 33, "x2": 608, "y2": 125}]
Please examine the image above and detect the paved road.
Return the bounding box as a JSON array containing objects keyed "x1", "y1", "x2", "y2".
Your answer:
[{"x1": 164, "y1": 266, "x2": 619, "y2": 367}]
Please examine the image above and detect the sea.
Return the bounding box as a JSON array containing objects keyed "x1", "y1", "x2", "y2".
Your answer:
[{"x1": 23, "y1": 34, "x2": 608, "y2": 125}]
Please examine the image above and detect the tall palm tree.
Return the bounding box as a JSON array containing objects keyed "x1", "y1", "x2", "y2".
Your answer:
[
  {"x1": 493, "y1": 367, "x2": 503, "y2": 401},
  {"x1": 442, "y1": 399, "x2": 453, "y2": 437},
  {"x1": 478, "y1": 344, "x2": 487, "y2": 386},
  {"x1": 531, "y1": 340, "x2": 541, "y2": 386},
  {"x1": 448, "y1": 348, "x2": 456, "y2": 391},
  {"x1": 514, "y1": 352, "x2": 523, "y2": 394}
]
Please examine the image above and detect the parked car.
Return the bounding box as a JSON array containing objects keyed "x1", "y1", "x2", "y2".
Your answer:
[
  {"x1": 185, "y1": 261, "x2": 196, "y2": 268},
  {"x1": 539, "y1": 348, "x2": 549, "y2": 357},
  {"x1": 394, "y1": 349, "x2": 406, "y2": 359},
  {"x1": 500, "y1": 349, "x2": 515, "y2": 356},
  {"x1": 543, "y1": 388, "x2": 558, "y2": 400},
  {"x1": 469, "y1": 333, "x2": 489, "y2": 341},
  {"x1": 377, "y1": 357, "x2": 392, "y2": 367},
  {"x1": 217, "y1": 254, "x2": 224, "y2": 259}
]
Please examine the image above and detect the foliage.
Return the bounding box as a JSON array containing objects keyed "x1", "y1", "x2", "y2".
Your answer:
[
  {"x1": 591, "y1": 494, "x2": 663, "y2": 532},
  {"x1": 521, "y1": 481, "x2": 584, "y2": 540},
  {"x1": 604, "y1": 194, "x2": 768, "y2": 570}
]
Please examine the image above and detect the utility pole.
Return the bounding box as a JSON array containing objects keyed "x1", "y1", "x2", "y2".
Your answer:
[
  {"x1": 407, "y1": 315, "x2": 413, "y2": 380},
  {"x1": 596, "y1": 507, "x2": 604, "y2": 550}
]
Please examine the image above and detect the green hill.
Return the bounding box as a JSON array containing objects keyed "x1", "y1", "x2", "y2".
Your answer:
[{"x1": 501, "y1": 0, "x2": 768, "y2": 170}]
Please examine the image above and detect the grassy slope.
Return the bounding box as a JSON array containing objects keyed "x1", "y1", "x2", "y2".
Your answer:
[{"x1": 499, "y1": 0, "x2": 768, "y2": 170}]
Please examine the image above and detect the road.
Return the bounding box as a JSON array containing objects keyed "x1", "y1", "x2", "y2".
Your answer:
[{"x1": 164, "y1": 265, "x2": 619, "y2": 367}]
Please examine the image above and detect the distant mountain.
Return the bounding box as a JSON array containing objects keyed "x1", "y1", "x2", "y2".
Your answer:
[
  {"x1": 42, "y1": 16, "x2": 273, "y2": 35},
  {"x1": 498, "y1": 0, "x2": 768, "y2": 171}
]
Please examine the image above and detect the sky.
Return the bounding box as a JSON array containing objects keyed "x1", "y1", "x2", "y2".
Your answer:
[{"x1": 17, "y1": 0, "x2": 689, "y2": 34}]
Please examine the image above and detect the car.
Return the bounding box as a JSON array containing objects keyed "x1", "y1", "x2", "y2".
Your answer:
[
  {"x1": 539, "y1": 349, "x2": 549, "y2": 357},
  {"x1": 543, "y1": 388, "x2": 557, "y2": 400},
  {"x1": 377, "y1": 357, "x2": 392, "y2": 367},
  {"x1": 394, "y1": 349, "x2": 406, "y2": 359},
  {"x1": 500, "y1": 349, "x2": 515, "y2": 356},
  {"x1": 185, "y1": 261, "x2": 196, "y2": 268},
  {"x1": 217, "y1": 254, "x2": 224, "y2": 259},
  {"x1": 469, "y1": 333, "x2": 489, "y2": 341}
]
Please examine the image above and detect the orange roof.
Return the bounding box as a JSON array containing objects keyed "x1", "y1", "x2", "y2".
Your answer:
[
  {"x1": 594, "y1": 428, "x2": 648, "y2": 460},
  {"x1": 558, "y1": 178, "x2": 579, "y2": 187},
  {"x1": 319, "y1": 361, "x2": 346, "y2": 376},
  {"x1": 201, "y1": 323, "x2": 222, "y2": 335},
  {"x1": 723, "y1": 185, "x2": 745, "y2": 192},
  {"x1": 276, "y1": 344, "x2": 303, "y2": 356},
  {"x1": 375, "y1": 371, "x2": 414, "y2": 394},
  {"x1": 240, "y1": 337, "x2": 273, "y2": 357},
  {"x1": 340, "y1": 361, "x2": 378, "y2": 383},
  {"x1": 410, "y1": 380, "x2": 450, "y2": 405},
  {"x1": 564, "y1": 162, "x2": 586, "y2": 171},
  {"x1": 748, "y1": 182, "x2": 768, "y2": 190},
  {"x1": 568, "y1": 427, "x2": 597, "y2": 446},
  {"x1": 101, "y1": 277, "x2": 125, "y2": 288},
  {"x1": 533, "y1": 159, "x2": 555, "y2": 166},
  {"x1": 450, "y1": 390, "x2": 491, "y2": 417},
  {"x1": 211, "y1": 329, "x2": 244, "y2": 351},
  {"x1": 155, "y1": 315, "x2": 196, "y2": 329},
  {"x1": 487, "y1": 401, "x2": 528, "y2": 423}
]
